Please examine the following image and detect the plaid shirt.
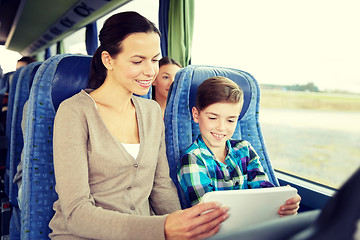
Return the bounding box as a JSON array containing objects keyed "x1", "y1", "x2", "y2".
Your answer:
[{"x1": 177, "y1": 135, "x2": 274, "y2": 206}]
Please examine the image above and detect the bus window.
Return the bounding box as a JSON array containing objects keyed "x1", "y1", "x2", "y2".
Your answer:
[
  {"x1": 192, "y1": 0, "x2": 360, "y2": 189},
  {"x1": 63, "y1": 28, "x2": 87, "y2": 55}
]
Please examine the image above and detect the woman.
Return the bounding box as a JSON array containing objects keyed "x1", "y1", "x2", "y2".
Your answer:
[
  {"x1": 152, "y1": 57, "x2": 182, "y2": 116},
  {"x1": 49, "y1": 11, "x2": 228, "y2": 240}
]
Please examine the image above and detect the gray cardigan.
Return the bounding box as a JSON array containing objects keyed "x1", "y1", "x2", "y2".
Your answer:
[{"x1": 49, "y1": 90, "x2": 181, "y2": 240}]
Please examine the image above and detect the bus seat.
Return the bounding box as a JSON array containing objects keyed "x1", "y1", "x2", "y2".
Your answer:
[
  {"x1": 0, "y1": 72, "x2": 14, "y2": 136},
  {"x1": 164, "y1": 65, "x2": 280, "y2": 208},
  {"x1": 21, "y1": 54, "x2": 92, "y2": 240},
  {"x1": 5, "y1": 67, "x2": 25, "y2": 197},
  {"x1": 0, "y1": 71, "x2": 14, "y2": 95},
  {"x1": 8, "y1": 62, "x2": 42, "y2": 239}
]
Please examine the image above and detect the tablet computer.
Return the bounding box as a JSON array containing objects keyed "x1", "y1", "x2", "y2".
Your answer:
[{"x1": 201, "y1": 186, "x2": 298, "y2": 238}]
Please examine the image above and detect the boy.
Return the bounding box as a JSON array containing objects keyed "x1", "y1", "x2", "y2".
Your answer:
[{"x1": 177, "y1": 76, "x2": 300, "y2": 216}]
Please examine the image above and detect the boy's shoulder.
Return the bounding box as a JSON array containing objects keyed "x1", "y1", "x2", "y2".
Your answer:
[{"x1": 184, "y1": 139, "x2": 202, "y2": 156}]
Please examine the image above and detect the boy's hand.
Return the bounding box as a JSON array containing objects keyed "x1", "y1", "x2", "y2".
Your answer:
[{"x1": 278, "y1": 193, "x2": 301, "y2": 216}]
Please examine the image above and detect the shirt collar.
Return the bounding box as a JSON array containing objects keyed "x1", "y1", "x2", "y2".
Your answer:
[{"x1": 195, "y1": 135, "x2": 236, "y2": 160}]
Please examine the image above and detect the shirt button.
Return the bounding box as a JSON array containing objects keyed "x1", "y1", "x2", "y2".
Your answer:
[
  {"x1": 130, "y1": 206, "x2": 135, "y2": 210},
  {"x1": 127, "y1": 186, "x2": 131, "y2": 191},
  {"x1": 133, "y1": 163, "x2": 138, "y2": 168}
]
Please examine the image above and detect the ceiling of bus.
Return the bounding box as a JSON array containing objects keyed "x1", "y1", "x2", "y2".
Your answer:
[{"x1": 0, "y1": 0, "x2": 132, "y2": 56}]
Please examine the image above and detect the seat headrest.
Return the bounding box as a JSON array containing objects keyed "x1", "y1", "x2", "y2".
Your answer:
[
  {"x1": 51, "y1": 55, "x2": 92, "y2": 111},
  {"x1": 25, "y1": 62, "x2": 42, "y2": 91},
  {"x1": 187, "y1": 66, "x2": 252, "y2": 120}
]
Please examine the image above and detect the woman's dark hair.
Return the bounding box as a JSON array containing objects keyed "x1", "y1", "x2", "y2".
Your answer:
[
  {"x1": 195, "y1": 76, "x2": 243, "y2": 111},
  {"x1": 89, "y1": 11, "x2": 161, "y2": 89}
]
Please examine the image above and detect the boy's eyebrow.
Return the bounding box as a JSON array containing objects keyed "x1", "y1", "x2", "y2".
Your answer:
[{"x1": 204, "y1": 112, "x2": 239, "y2": 118}]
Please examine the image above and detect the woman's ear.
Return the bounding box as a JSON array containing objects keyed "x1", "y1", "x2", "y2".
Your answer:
[
  {"x1": 192, "y1": 107, "x2": 200, "y2": 123},
  {"x1": 101, "y1": 51, "x2": 113, "y2": 70}
]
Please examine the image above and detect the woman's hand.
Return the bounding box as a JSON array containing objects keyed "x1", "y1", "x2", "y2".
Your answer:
[
  {"x1": 164, "y1": 202, "x2": 229, "y2": 240},
  {"x1": 278, "y1": 193, "x2": 301, "y2": 216}
]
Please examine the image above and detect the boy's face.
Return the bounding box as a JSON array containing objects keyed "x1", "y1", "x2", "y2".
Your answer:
[{"x1": 192, "y1": 101, "x2": 242, "y2": 152}]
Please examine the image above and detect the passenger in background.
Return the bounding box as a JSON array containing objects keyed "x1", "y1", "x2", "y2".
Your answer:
[
  {"x1": 152, "y1": 57, "x2": 182, "y2": 116},
  {"x1": 16, "y1": 56, "x2": 36, "y2": 70},
  {"x1": 49, "y1": 11, "x2": 228, "y2": 240},
  {"x1": 178, "y1": 76, "x2": 301, "y2": 216}
]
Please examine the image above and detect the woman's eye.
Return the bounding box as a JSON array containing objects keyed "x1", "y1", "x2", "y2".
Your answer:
[{"x1": 132, "y1": 61, "x2": 142, "y2": 65}]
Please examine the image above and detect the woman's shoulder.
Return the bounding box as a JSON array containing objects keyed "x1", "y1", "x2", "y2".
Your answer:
[{"x1": 57, "y1": 90, "x2": 93, "y2": 113}]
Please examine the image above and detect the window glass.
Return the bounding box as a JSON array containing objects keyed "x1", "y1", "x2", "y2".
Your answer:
[
  {"x1": 192, "y1": 0, "x2": 360, "y2": 188},
  {"x1": 63, "y1": 28, "x2": 87, "y2": 55}
]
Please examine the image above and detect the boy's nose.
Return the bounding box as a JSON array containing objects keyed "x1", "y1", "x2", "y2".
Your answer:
[{"x1": 217, "y1": 120, "x2": 226, "y2": 131}]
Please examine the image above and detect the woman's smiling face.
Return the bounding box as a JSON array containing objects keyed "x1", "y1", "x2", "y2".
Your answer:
[{"x1": 106, "y1": 32, "x2": 161, "y2": 96}]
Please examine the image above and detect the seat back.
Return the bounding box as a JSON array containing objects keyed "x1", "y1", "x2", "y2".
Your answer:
[
  {"x1": 8, "y1": 62, "x2": 41, "y2": 239},
  {"x1": 0, "y1": 71, "x2": 14, "y2": 95},
  {"x1": 21, "y1": 54, "x2": 92, "y2": 240},
  {"x1": 164, "y1": 65, "x2": 279, "y2": 208},
  {"x1": 9, "y1": 62, "x2": 42, "y2": 205},
  {"x1": 5, "y1": 68, "x2": 25, "y2": 196}
]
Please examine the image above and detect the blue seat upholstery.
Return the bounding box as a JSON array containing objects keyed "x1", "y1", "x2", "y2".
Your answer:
[
  {"x1": 5, "y1": 67, "x2": 25, "y2": 197},
  {"x1": 20, "y1": 54, "x2": 92, "y2": 240},
  {"x1": 164, "y1": 65, "x2": 279, "y2": 208},
  {"x1": 8, "y1": 62, "x2": 42, "y2": 239},
  {"x1": 0, "y1": 71, "x2": 14, "y2": 95}
]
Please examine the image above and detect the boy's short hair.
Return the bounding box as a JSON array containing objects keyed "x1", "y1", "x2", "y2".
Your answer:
[{"x1": 195, "y1": 76, "x2": 243, "y2": 111}]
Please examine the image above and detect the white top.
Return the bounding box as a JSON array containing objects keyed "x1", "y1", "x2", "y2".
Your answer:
[{"x1": 121, "y1": 143, "x2": 140, "y2": 159}]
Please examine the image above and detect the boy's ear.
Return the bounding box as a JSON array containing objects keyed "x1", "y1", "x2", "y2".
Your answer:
[
  {"x1": 101, "y1": 51, "x2": 113, "y2": 71},
  {"x1": 192, "y1": 107, "x2": 200, "y2": 123}
]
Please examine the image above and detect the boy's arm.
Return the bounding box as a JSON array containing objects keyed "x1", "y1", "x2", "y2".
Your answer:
[
  {"x1": 177, "y1": 153, "x2": 214, "y2": 206},
  {"x1": 244, "y1": 142, "x2": 275, "y2": 188}
]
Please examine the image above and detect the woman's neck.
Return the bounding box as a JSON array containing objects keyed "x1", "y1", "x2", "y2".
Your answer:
[{"x1": 90, "y1": 78, "x2": 133, "y2": 111}]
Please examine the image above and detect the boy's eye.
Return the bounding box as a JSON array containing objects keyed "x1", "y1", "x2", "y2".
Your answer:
[
  {"x1": 162, "y1": 76, "x2": 169, "y2": 80},
  {"x1": 152, "y1": 59, "x2": 159, "y2": 63},
  {"x1": 208, "y1": 117, "x2": 216, "y2": 120}
]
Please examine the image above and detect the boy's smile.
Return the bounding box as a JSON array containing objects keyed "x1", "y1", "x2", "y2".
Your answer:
[{"x1": 192, "y1": 101, "x2": 242, "y2": 160}]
